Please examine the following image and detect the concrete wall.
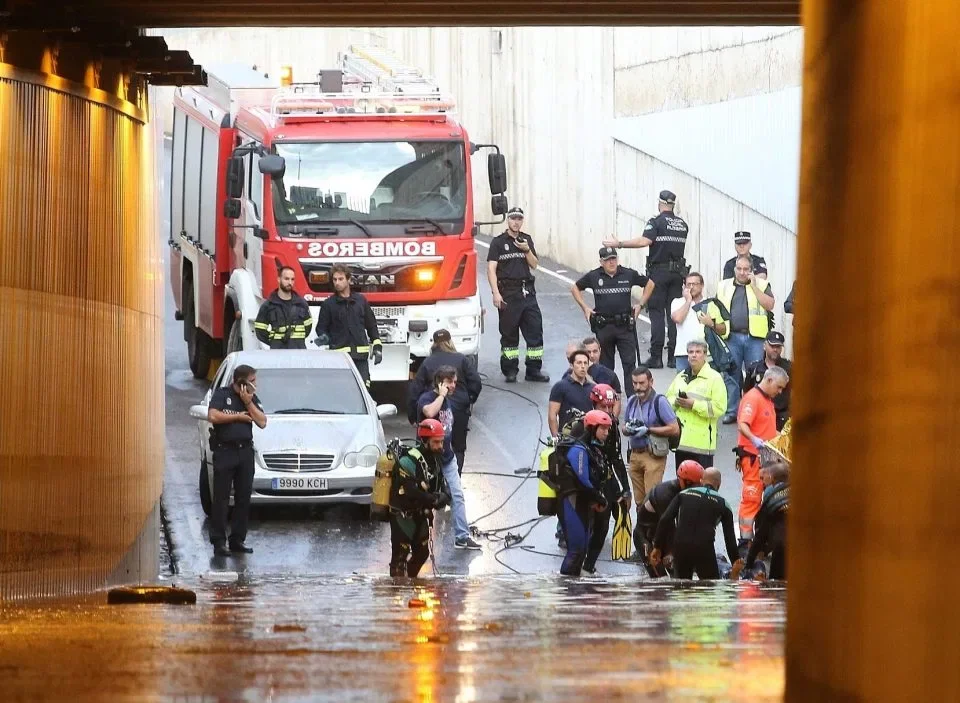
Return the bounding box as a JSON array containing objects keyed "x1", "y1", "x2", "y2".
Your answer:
[{"x1": 0, "y1": 47, "x2": 164, "y2": 600}]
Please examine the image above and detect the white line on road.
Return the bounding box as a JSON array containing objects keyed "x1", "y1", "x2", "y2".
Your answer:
[{"x1": 475, "y1": 239, "x2": 652, "y2": 326}]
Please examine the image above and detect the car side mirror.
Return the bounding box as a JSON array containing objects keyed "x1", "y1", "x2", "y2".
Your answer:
[
  {"x1": 225, "y1": 156, "x2": 244, "y2": 199},
  {"x1": 488, "y1": 152, "x2": 507, "y2": 194},
  {"x1": 258, "y1": 154, "x2": 286, "y2": 178},
  {"x1": 376, "y1": 404, "x2": 398, "y2": 419},
  {"x1": 189, "y1": 404, "x2": 209, "y2": 420},
  {"x1": 223, "y1": 198, "x2": 241, "y2": 219}
]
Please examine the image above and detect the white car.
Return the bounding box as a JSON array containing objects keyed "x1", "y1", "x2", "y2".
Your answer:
[{"x1": 189, "y1": 350, "x2": 397, "y2": 516}]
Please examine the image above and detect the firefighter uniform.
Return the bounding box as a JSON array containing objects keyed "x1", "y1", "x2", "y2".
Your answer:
[
  {"x1": 487, "y1": 210, "x2": 546, "y2": 380},
  {"x1": 208, "y1": 385, "x2": 262, "y2": 553},
  {"x1": 575, "y1": 248, "x2": 650, "y2": 394},
  {"x1": 254, "y1": 290, "x2": 313, "y2": 349},
  {"x1": 316, "y1": 291, "x2": 383, "y2": 386},
  {"x1": 643, "y1": 190, "x2": 689, "y2": 367}
]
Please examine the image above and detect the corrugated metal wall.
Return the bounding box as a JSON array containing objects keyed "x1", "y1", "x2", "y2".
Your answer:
[{"x1": 0, "y1": 66, "x2": 164, "y2": 600}]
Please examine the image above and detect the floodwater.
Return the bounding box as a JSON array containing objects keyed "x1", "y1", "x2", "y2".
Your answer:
[{"x1": 0, "y1": 575, "x2": 785, "y2": 702}]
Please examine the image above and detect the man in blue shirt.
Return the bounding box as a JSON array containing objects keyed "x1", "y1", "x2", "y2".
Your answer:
[
  {"x1": 622, "y1": 366, "x2": 680, "y2": 510},
  {"x1": 417, "y1": 365, "x2": 482, "y2": 550},
  {"x1": 548, "y1": 349, "x2": 595, "y2": 437}
]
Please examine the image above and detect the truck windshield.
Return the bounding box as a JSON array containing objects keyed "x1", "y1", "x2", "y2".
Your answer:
[{"x1": 271, "y1": 140, "x2": 466, "y2": 234}]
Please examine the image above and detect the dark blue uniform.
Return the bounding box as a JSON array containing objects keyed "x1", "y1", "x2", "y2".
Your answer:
[
  {"x1": 487, "y1": 230, "x2": 544, "y2": 378},
  {"x1": 558, "y1": 441, "x2": 608, "y2": 576},
  {"x1": 209, "y1": 385, "x2": 263, "y2": 549},
  {"x1": 643, "y1": 209, "x2": 689, "y2": 364},
  {"x1": 549, "y1": 376, "x2": 595, "y2": 430},
  {"x1": 575, "y1": 264, "x2": 649, "y2": 392}
]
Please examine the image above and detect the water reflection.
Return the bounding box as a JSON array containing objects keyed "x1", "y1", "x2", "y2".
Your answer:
[{"x1": 0, "y1": 575, "x2": 785, "y2": 701}]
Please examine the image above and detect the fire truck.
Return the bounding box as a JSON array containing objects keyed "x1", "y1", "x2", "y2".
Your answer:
[{"x1": 169, "y1": 46, "x2": 508, "y2": 382}]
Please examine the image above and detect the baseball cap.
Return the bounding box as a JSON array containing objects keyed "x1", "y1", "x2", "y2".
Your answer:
[
  {"x1": 433, "y1": 328, "x2": 452, "y2": 343},
  {"x1": 599, "y1": 246, "x2": 618, "y2": 261},
  {"x1": 765, "y1": 331, "x2": 785, "y2": 346},
  {"x1": 507, "y1": 206, "x2": 524, "y2": 218},
  {"x1": 734, "y1": 231, "x2": 752, "y2": 243},
  {"x1": 658, "y1": 190, "x2": 677, "y2": 205}
]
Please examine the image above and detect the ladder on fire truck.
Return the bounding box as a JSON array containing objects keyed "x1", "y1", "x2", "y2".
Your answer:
[{"x1": 341, "y1": 45, "x2": 441, "y2": 96}]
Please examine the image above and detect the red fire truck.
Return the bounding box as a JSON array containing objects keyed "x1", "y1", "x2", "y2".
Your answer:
[{"x1": 169, "y1": 46, "x2": 507, "y2": 382}]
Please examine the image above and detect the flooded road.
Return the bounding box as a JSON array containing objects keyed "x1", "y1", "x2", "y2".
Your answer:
[{"x1": 0, "y1": 575, "x2": 785, "y2": 702}]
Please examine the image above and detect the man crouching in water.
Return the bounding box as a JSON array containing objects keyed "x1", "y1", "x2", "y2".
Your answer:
[
  {"x1": 389, "y1": 419, "x2": 451, "y2": 577},
  {"x1": 556, "y1": 410, "x2": 614, "y2": 576}
]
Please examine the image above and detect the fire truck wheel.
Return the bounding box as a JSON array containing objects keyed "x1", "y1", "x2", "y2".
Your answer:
[
  {"x1": 184, "y1": 286, "x2": 212, "y2": 379},
  {"x1": 199, "y1": 459, "x2": 212, "y2": 516}
]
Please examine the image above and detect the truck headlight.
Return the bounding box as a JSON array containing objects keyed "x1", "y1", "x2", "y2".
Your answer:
[
  {"x1": 450, "y1": 314, "x2": 479, "y2": 331},
  {"x1": 344, "y1": 444, "x2": 381, "y2": 468}
]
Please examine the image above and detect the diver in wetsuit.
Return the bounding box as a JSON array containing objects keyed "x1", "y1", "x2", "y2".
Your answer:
[
  {"x1": 745, "y1": 462, "x2": 790, "y2": 579},
  {"x1": 582, "y1": 384, "x2": 632, "y2": 573},
  {"x1": 634, "y1": 459, "x2": 705, "y2": 577},
  {"x1": 651, "y1": 467, "x2": 742, "y2": 579},
  {"x1": 556, "y1": 410, "x2": 613, "y2": 576}
]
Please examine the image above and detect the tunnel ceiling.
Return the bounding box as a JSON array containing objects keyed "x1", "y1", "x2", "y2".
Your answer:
[{"x1": 2, "y1": 1, "x2": 800, "y2": 27}]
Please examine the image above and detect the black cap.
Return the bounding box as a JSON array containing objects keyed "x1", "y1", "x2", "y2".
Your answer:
[
  {"x1": 734, "y1": 231, "x2": 752, "y2": 243},
  {"x1": 432, "y1": 328, "x2": 452, "y2": 343},
  {"x1": 599, "y1": 246, "x2": 618, "y2": 261},
  {"x1": 658, "y1": 190, "x2": 676, "y2": 205},
  {"x1": 507, "y1": 206, "x2": 524, "y2": 218},
  {"x1": 765, "y1": 331, "x2": 785, "y2": 345}
]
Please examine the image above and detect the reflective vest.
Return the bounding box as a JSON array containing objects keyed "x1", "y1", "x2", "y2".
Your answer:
[
  {"x1": 665, "y1": 364, "x2": 727, "y2": 454},
  {"x1": 716, "y1": 279, "x2": 768, "y2": 340}
]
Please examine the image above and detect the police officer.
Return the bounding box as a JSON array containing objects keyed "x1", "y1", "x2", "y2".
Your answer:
[
  {"x1": 315, "y1": 263, "x2": 383, "y2": 387},
  {"x1": 207, "y1": 364, "x2": 267, "y2": 557},
  {"x1": 254, "y1": 266, "x2": 313, "y2": 349},
  {"x1": 604, "y1": 189, "x2": 689, "y2": 369},
  {"x1": 486, "y1": 206, "x2": 549, "y2": 383},
  {"x1": 722, "y1": 231, "x2": 768, "y2": 280},
  {"x1": 572, "y1": 247, "x2": 654, "y2": 393}
]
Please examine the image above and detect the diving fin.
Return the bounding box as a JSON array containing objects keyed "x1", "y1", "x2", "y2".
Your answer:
[{"x1": 610, "y1": 505, "x2": 634, "y2": 561}]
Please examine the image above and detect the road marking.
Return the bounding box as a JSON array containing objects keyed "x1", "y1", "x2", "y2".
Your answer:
[{"x1": 475, "y1": 239, "x2": 652, "y2": 325}]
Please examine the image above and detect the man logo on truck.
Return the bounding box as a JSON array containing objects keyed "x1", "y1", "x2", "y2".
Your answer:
[{"x1": 306, "y1": 241, "x2": 438, "y2": 258}]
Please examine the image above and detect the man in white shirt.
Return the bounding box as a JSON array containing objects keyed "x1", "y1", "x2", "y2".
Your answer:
[{"x1": 670, "y1": 272, "x2": 714, "y2": 372}]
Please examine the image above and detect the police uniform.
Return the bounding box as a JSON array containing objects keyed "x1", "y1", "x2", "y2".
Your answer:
[
  {"x1": 743, "y1": 331, "x2": 792, "y2": 430},
  {"x1": 575, "y1": 247, "x2": 649, "y2": 393},
  {"x1": 316, "y1": 291, "x2": 382, "y2": 387},
  {"x1": 642, "y1": 190, "x2": 689, "y2": 367},
  {"x1": 722, "y1": 232, "x2": 769, "y2": 280},
  {"x1": 208, "y1": 384, "x2": 263, "y2": 552},
  {"x1": 487, "y1": 207, "x2": 546, "y2": 380}
]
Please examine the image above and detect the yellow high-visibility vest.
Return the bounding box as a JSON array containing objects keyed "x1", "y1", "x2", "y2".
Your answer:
[{"x1": 716, "y1": 279, "x2": 768, "y2": 339}]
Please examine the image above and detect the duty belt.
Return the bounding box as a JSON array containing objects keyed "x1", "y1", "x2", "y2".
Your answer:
[
  {"x1": 498, "y1": 278, "x2": 535, "y2": 297},
  {"x1": 646, "y1": 258, "x2": 689, "y2": 275},
  {"x1": 592, "y1": 311, "x2": 634, "y2": 329}
]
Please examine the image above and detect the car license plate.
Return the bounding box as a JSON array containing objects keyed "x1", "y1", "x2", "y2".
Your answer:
[{"x1": 271, "y1": 477, "x2": 328, "y2": 490}]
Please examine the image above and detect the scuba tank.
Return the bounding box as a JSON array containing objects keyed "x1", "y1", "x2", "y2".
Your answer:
[
  {"x1": 537, "y1": 438, "x2": 558, "y2": 516},
  {"x1": 371, "y1": 440, "x2": 400, "y2": 522}
]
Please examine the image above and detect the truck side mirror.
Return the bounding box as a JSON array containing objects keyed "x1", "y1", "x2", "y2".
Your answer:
[
  {"x1": 225, "y1": 157, "x2": 244, "y2": 199},
  {"x1": 259, "y1": 154, "x2": 286, "y2": 178},
  {"x1": 488, "y1": 153, "x2": 507, "y2": 194},
  {"x1": 491, "y1": 195, "x2": 508, "y2": 216},
  {"x1": 223, "y1": 199, "x2": 241, "y2": 219}
]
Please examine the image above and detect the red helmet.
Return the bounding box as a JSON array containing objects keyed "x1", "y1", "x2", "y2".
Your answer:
[
  {"x1": 677, "y1": 460, "x2": 705, "y2": 484},
  {"x1": 417, "y1": 419, "x2": 446, "y2": 440},
  {"x1": 583, "y1": 409, "x2": 613, "y2": 430},
  {"x1": 590, "y1": 383, "x2": 617, "y2": 406}
]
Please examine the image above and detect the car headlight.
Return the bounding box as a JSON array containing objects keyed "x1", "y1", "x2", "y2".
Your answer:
[
  {"x1": 343, "y1": 444, "x2": 381, "y2": 468},
  {"x1": 449, "y1": 314, "x2": 479, "y2": 331}
]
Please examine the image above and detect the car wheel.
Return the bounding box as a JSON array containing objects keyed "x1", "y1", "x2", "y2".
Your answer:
[{"x1": 199, "y1": 459, "x2": 212, "y2": 516}]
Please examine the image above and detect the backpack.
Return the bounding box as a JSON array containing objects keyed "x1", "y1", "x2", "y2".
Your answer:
[{"x1": 652, "y1": 393, "x2": 682, "y2": 452}]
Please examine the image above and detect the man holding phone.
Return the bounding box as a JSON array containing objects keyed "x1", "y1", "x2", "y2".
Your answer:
[
  {"x1": 664, "y1": 340, "x2": 727, "y2": 470},
  {"x1": 207, "y1": 364, "x2": 267, "y2": 557},
  {"x1": 417, "y1": 366, "x2": 482, "y2": 550}
]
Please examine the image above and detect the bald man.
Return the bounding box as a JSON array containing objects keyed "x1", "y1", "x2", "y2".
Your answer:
[{"x1": 651, "y1": 467, "x2": 742, "y2": 579}]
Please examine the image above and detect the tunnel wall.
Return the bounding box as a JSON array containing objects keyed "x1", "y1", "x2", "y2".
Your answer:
[{"x1": 0, "y1": 60, "x2": 164, "y2": 600}]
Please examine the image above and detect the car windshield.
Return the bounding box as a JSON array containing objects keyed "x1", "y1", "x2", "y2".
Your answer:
[
  {"x1": 271, "y1": 140, "x2": 466, "y2": 233},
  {"x1": 240, "y1": 368, "x2": 367, "y2": 415}
]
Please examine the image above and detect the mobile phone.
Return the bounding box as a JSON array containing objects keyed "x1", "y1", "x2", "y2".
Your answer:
[{"x1": 678, "y1": 391, "x2": 688, "y2": 399}]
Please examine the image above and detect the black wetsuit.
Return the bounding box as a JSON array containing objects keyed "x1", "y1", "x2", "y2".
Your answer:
[
  {"x1": 635, "y1": 479, "x2": 684, "y2": 577},
  {"x1": 745, "y1": 482, "x2": 789, "y2": 579},
  {"x1": 654, "y1": 485, "x2": 739, "y2": 579}
]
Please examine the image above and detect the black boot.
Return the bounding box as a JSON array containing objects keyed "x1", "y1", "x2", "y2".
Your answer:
[
  {"x1": 212, "y1": 542, "x2": 231, "y2": 557},
  {"x1": 525, "y1": 371, "x2": 551, "y2": 383},
  {"x1": 641, "y1": 356, "x2": 663, "y2": 369}
]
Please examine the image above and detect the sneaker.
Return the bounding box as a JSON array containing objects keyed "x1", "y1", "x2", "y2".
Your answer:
[
  {"x1": 524, "y1": 371, "x2": 551, "y2": 383},
  {"x1": 455, "y1": 536, "x2": 482, "y2": 550}
]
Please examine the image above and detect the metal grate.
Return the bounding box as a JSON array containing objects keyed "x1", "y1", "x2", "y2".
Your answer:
[
  {"x1": 372, "y1": 306, "x2": 405, "y2": 318},
  {"x1": 262, "y1": 453, "x2": 336, "y2": 473}
]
